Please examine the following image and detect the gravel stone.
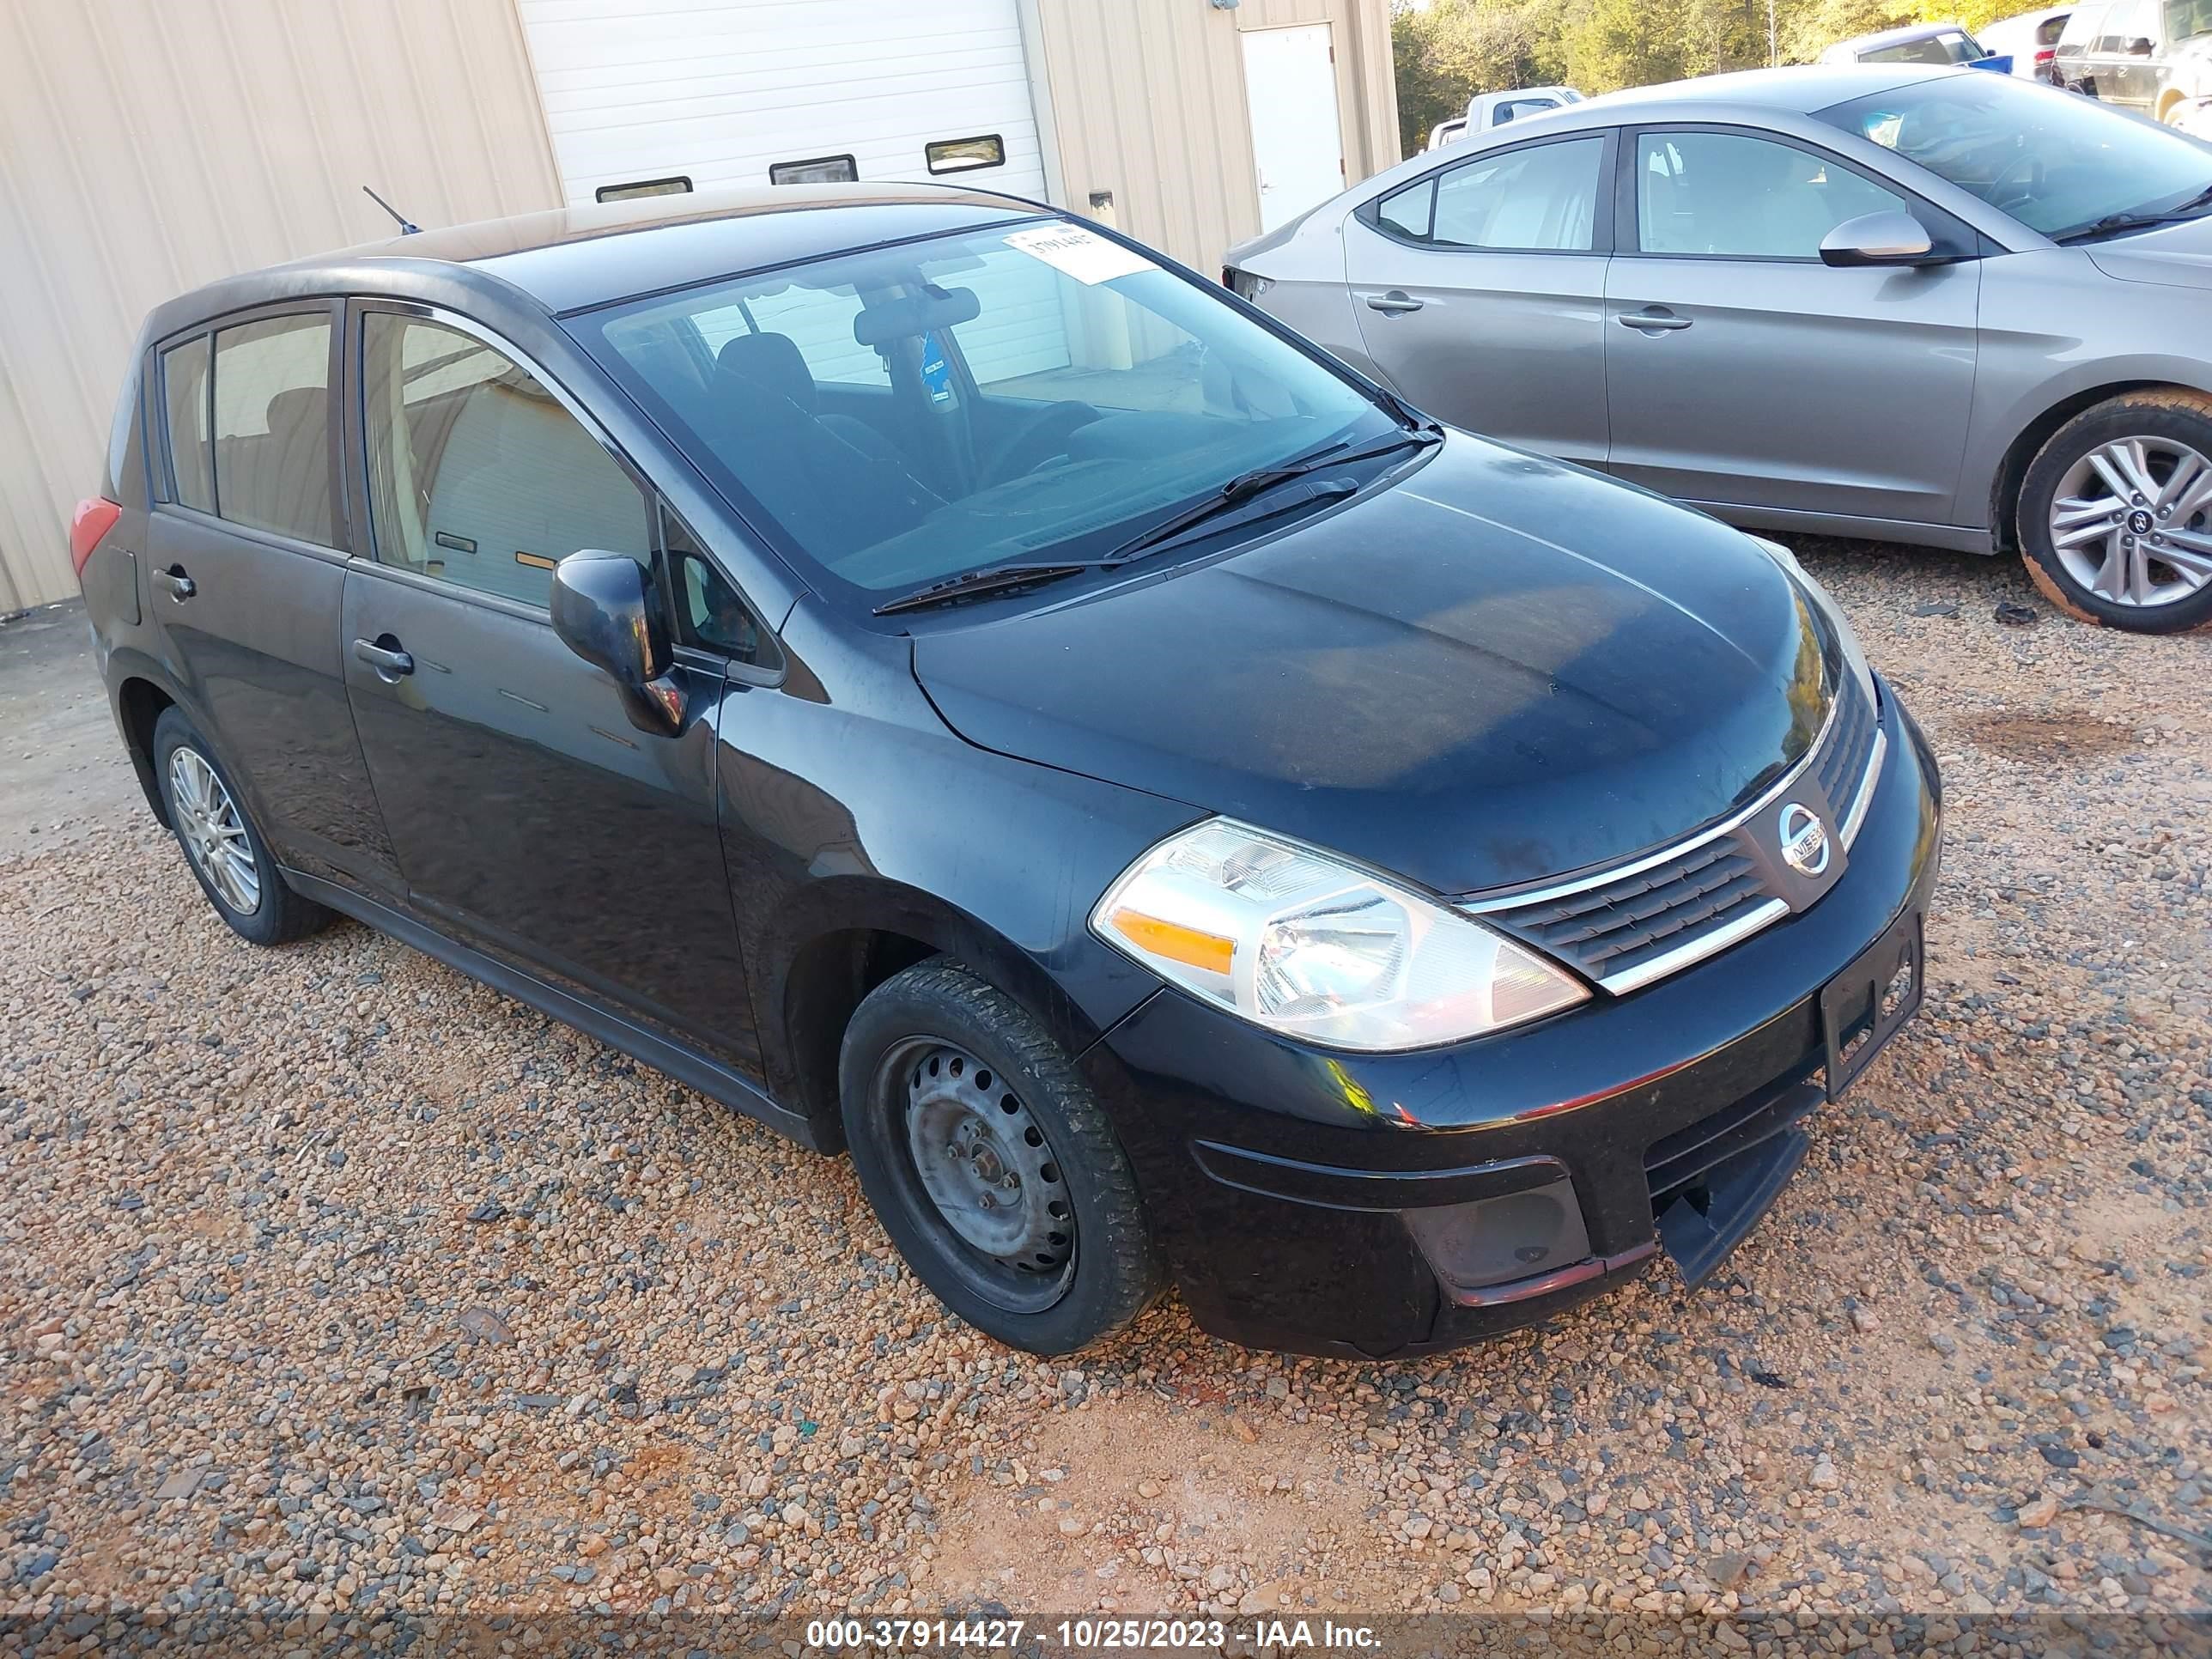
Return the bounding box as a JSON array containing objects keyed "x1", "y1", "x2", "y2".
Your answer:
[{"x1": 2, "y1": 542, "x2": 2208, "y2": 1626}]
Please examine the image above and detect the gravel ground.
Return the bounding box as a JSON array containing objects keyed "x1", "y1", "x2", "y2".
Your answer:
[{"x1": 3, "y1": 543, "x2": 2209, "y2": 1650}]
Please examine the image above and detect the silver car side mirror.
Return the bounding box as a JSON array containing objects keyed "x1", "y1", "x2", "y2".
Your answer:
[{"x1": 1820, "y1": 210, "x2": 1938, "y2": 268}]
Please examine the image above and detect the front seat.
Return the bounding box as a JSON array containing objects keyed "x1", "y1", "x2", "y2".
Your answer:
[
  {"x1": 709, "y1": 333, "x2": 938, "y2": 563},
  {"x1": 716, "y1": 331, "x2": 907, "y2": 468}
]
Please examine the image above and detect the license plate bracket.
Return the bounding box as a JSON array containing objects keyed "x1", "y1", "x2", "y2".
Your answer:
[{"x1": 1820, "y1": 907, "x2": 1924, "y2": 1101}]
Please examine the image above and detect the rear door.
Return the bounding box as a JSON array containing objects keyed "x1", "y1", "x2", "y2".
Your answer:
[
  {"x1": 1346, "y1": 130, "x2": 1613, "y2": 467},
  {"x1": 339, "y1": 302, "x2": 766, "y2": 1066},
  {"x1": 1602, "y1": 125, "x2": 1981, "y2": 529},
  {"x1": 145, "y1": 305, "x2": 399, "y2": 896}
]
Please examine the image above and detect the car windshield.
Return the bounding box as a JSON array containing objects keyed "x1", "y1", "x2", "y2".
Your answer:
[
  {"x1": 573, "y1": 219, "x2": 1395, "y2": 607},
  {"x1": 1819, "y1": 73, "x2": 2212, "y2": 237}
]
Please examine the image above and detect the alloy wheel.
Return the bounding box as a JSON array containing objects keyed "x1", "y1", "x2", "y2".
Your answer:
[
  {"x1": 167, "y1": 747, "x2": 261, "y2": 915},
  {"x1": 2047, "y1": 435, "x2": 2212, "y2": 610},
  {"x1": 895, "y1": 1040, "x2": 1075, "y2": 1313}
]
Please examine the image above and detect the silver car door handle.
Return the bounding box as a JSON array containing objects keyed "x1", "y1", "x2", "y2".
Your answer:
[
  {"x1": 155, "y1": 566, "x2": 196, "y2": 601},
  {"x1": 1364, "y1": 291, "x2": 1425, "y2": 313},
  {"x1": 352, "y1": 638, "x2": 415, "y2": 678},
  {"x1": 1619, "y1": 308, "x2": 1693, "y2": 331}
]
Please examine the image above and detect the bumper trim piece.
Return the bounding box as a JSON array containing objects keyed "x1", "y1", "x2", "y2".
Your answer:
[{"x1": 1443, "y1": 1240, "x2": 1658, "y2": 1309}]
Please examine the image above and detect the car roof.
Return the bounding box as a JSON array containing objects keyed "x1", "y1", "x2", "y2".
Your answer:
[
  {"x1": 1837, "y1": 19, "x2": 1978, "y2": 48},
  {"x1": 1570, "y1": 61, "x2": 1967, "y2": 116},
  {"x1": 144, "y1": 181, "x2": 1052, "y2": 335}
]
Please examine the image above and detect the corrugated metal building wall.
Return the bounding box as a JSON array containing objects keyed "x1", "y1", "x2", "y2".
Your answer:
[
  {"x1": 1024, "y1": 0, "x2": 1399, "y2": 271},
  {"x1": 0, "y1": 0, "x2": 561, "y2": 615},
  {"x1": 0, "y1": 0, "x2": 1396, "y2": 614}
]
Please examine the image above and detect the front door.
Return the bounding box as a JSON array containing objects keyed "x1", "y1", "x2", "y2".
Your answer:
[
  {"x1": 1243, "y1": 24, "x2": 1346, "y2": 232},
  {"x1": 1604, "y1": 126, "x2": 1982, "y2": 529},
  {"x1": 339, "y1": 306, "x2": 759, "y2": 1066},
  {"x1": 145, "y1": 307, "x2": 400, "y2": 896},
  {"x1": 1347, "y1": 132, "x2": 1613, "y2": 468}
]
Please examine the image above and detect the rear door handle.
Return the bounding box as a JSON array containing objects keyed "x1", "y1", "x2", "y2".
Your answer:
[
  {"x1": 1364, "y1": 291, "x2": 1425, "y2": 314},
  {"x1": 155, "y1": 566, "x2": 196, "y2": 601},
  {"x1": 1619, "y1": 307, "x2": 1693, "y2": 331},
  {"x1": 352, "y1": 637, "x2": 415, "y2": 678}
]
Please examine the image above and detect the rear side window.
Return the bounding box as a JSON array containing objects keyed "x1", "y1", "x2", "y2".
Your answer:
[
  {"x1": 161, "y1": 336, "x2": 214, "y2": 514},
  {"x1": 360, "y1": 313, "x2": 651, "y2": 607},
  {"x1": 210, "y1": 314, "x2": 334, "y2": 545},
  {"x1": 1431, "y1": 138, "x2": 1604, "y2": 251}
]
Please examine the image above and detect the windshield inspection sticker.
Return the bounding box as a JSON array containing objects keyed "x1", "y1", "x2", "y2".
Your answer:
[{"x1": 1004, "y1": 223, "x2": 1156, "y2": 284}]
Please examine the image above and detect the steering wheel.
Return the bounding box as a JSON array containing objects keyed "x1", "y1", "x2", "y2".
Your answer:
[{"x1": 980, "y1": 401, "x2": 1103, "y2": 485}]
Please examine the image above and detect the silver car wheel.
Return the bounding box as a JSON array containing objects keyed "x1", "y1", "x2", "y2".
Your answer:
[
  {"x1": 2048, "y1": 436, "x2": 2212, "y2": 609},
  {"x1": 167, "y1": 747, "x2": 262, "y2": 915}
]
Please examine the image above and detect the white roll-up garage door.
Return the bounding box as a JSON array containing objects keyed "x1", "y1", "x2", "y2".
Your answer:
[
  {"x1": 515, "y1": 1, "x2": 1066, "y2": 382},
  {"x1": 516, "y1": 0, "x2": 1051, "y2": 205}
]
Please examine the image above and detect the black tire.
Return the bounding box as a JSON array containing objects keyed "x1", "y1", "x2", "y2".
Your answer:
[
  {"x1": 838, "y1": 958, "x2": 1162, "y2": 1354},
  {"x1": 152, "y1": 708, "x2": 332, "y2": 946},
  {"x1": 2017, "y1": 391, "x2": 2212, "y2": 634}
]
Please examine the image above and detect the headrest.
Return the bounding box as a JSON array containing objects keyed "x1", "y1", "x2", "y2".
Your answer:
[
  {"x1": 265, "y1": 386, "x2": 327, "y2": 439},
  {"x1": 716, "y1": 331, "x2": 817, "y2": 415}
]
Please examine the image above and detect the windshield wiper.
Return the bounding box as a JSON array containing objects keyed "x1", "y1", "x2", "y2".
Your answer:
[
  {"x1": 1100, "y1": 427, "x2": 1440, "y2": 566},
  {"x1": 872, "y1": 427, "x2": 1438, "y2": 617},
  {"x1": 2056, "y1": 182, "x2": 2212, "y2": 244},
  {"x1": 872, "y1": 561, "x2": 1091, "y2": 616}
]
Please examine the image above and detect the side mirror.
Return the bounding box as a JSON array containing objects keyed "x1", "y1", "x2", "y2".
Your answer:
[
  {"x1": 2128, "y1": 34, "x2": 2155, "y2": 52},
  {"x1": 1819, "y1": 210, "x2": 1938, "y2": 268},
  {"x1": 550, "y1": 551, "x2": 685, "y2": 736}
]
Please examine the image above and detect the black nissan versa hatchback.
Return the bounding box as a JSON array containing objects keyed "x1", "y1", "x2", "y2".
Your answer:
[{"x1": 76, "y1": 183, "x2": 1941, "y2": 1359}]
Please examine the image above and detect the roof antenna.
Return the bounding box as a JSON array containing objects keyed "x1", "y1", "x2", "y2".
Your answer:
[{"x1": 362, "y1": 185, "x2": 420, "y2": 235}]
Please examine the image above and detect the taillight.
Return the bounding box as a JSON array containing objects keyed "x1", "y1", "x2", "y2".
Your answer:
[
  {"x1": 70, "y1": 496, "x2": 122, "y2": 580},
  {"x1": 2035, "y1": 46, "x2": 2056, "y2": 62}
]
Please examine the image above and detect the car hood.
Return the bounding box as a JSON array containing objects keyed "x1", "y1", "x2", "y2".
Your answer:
[
  {"x1": 912, "y1": 434, "x2": 1833, "y2": 897},
  {"x1": 2087, "y1": 214, "x2": 2212, "y2": 289}
]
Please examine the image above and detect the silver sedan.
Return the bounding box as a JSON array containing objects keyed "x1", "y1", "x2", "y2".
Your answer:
[{"x1": 1224, "y1": 64, "x2": 2212, "y2": 631}]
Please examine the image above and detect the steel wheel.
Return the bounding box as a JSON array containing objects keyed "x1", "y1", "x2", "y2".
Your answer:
[
  {"x1": 2046, "y1": 435, "x2": 2212, "y2": 610},
  {"x1": 890, "y1": 1038, "x2": 1075, "y2": 1314},
  {"x1": 167, "y1": 746, "x2": 262, "y2": 915}
]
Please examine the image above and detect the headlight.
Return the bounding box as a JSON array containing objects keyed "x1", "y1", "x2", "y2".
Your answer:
[
  {"x1": 1750, "y1": 534, "x2": 1877, "y2": 708},
  {"x1": 1091, "y1": 820, "x2": 1589, "y2": 1052}
]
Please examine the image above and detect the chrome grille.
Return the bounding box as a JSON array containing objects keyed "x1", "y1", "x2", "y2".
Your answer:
[{"x1": 1468, "y1": 676, "x2": 1883, "y2": 995}]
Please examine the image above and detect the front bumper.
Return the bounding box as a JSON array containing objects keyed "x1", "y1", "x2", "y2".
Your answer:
[{"x1": 1084, "y1": 683, "x2": 1942, "y2": 1358}]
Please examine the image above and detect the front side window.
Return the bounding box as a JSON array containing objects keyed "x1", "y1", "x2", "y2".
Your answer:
[
  {"x1": 361, "y1": 315, "x2": 650, "y2": 606},
  {"x1": 1819, "y1": 74, "x2": 2212, "y2": 237},
  {"x1": 161, "y1": 335, "x2": 214, "y2": 513},
  {"x1": 211, "y1": 313, "x2": 334, "y2": 545},
  {"x1": 1637, "y1": 131, "x2": 1910, "y2": 258},
  {"x1": 574, "y1": 219, "x2": 1395, "y2": 610}
]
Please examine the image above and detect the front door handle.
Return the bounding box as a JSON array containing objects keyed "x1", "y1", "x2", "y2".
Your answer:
[
  {"x1": 1619, "y1": 307, "x2": 1693, "y2": 331},
  {"x1": 1364, "y1": 291, "x2": 1425, "y2": 314},
  {"x1": 352, "y1": 637, "x2": 415, "y2": 679},
  {"x1": 155, "y1": 566, "x2": 196, "y2": 602}
]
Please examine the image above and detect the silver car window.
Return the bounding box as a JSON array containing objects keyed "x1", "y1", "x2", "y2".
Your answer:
[
  {"x1": 1636, "y1": 131, "x2": 1910, "y2": 259},
  {"x1": 1421, "y1": 137, "x2": 1604, "y2": 251}
]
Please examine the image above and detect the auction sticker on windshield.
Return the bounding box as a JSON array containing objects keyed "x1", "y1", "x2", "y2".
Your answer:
[{"x1": 1005, "y1": 223, "x2": 1155, "y2": 284}]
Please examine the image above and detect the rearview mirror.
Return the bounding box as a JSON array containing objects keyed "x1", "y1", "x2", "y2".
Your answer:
[
  {"x1": 852, "y1": 284, "x2": 981, "y2": 347},
  {"x1": 1820, "y1": 210, "x2": 1938, "y2": 268},
  {"x1": 550, "y1": 551, "x2": 684, "y2": 736}
]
